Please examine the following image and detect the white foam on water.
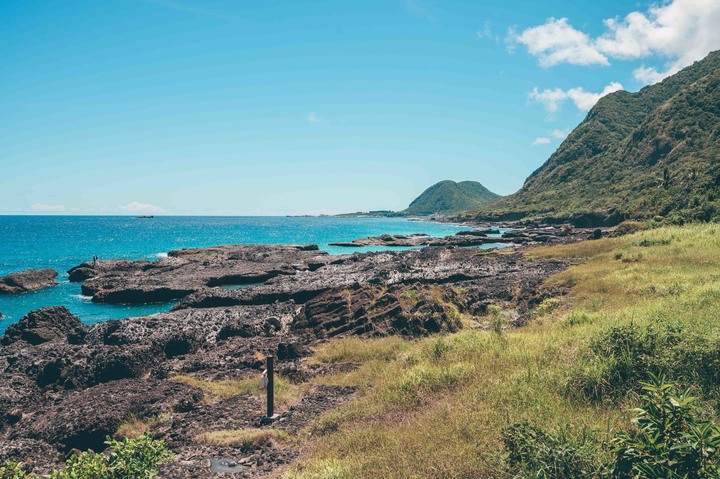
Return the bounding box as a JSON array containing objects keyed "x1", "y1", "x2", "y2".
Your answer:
[{"x1": 73, "y1": 294, "x2": 93, "y2": 301}]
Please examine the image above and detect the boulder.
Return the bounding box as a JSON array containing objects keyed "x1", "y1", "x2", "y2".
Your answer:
[
  {"x1": 1, "y1": 307, "x2": 87, "y2": 346},
  {"x1": 11, "y1": 379, "x2": 203, "y2": 453},
  {"x1": 0, "y1": 269, "x2": 58, "y2": 294},
  {"x1": 67, "y1": 260, "x2": 149, "y2": 282}
]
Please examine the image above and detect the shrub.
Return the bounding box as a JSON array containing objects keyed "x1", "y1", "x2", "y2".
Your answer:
[
  {"x1": 2, "y1": 434, "x2": 171, "y2": 479},
  {"x1": 610, "y1": 374, "x2": 720, "y2": 479},
  {"x1": 504, "y1": 377, "x2": 720, "y2": 479},
  {"x1": 0, "y1": 462, "x2": 31, "y2": 479}
]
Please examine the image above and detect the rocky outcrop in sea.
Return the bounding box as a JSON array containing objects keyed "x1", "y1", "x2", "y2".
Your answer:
[{"x1": 0, "y1": 269, "x2": 58, "y2": 294}]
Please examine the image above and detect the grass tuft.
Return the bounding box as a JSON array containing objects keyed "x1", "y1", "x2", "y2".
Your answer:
[
  {"x1": 197, "y1": 428, "x2": 290, "y2": 448},
  {"x1": 170, "y1": 374, "x2": 302, "y2": 407}
]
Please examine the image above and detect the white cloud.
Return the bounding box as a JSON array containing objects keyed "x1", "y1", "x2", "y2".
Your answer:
[
  {"x1": 532, "y1": 137, "x2": 551, "y2": 146},
  {"x1": 632, "y1": 66, "x2": 668, "y2": 85},
  {"x1": 505, "y1": 26, "x2": 518, "y2": 53},
  {"x1": 551, "y1": 129, "x2": 569, "y2": 139},
  {"x1": 31, "y1": 203, "x2": 65, "y2": 212},
  {"x1": 514, "y1": 0, "x2": 720, "y2": 84},
  {"x1": 118, "y1": 201, "x2": 163, "y2": 214},
  {"x1": 476, "y1": 21, "x2": 500, "y2": 44},
  {"x1": 529, "y1": 81, "x2": 624, "y2": 113},
  {"x1": 307, "y1": 112, "x2": 321, "y2": 124},
  {"x1": 514, "y1": 18, "x2": 609, "y2": 67}
]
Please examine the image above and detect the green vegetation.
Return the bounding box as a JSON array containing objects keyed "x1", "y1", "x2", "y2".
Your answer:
[
  {"x1": 404, "y1": 179, "x2": 501, "y2": 216},
  {"x1": 504, "y1": 376, "x2": 720, "y2": 478},
  {"x1": 460, "y1": 49, "x2": 720, "y2": 224},
  {"x1": 282, "y1": 223, "x2": 720, "y2": 478},
  {"x1": 1, "y1": 435, "x2": 170, "y2": 479}
]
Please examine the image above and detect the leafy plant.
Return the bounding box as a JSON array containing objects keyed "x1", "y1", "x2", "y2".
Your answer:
[
  {"x1": 0, "y1": 462, "x2": 31, "y2": 479},
  {"x1": 610, "y1": 374, "x2": 720, "y2": 479},
  {"x1": 1, "y1": 434, "x2": 171, "y2": 479}
]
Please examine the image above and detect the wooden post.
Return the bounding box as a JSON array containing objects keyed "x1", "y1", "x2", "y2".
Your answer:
[{"x1": 266, "y1": 355, "x2": 274, "y2": 418}]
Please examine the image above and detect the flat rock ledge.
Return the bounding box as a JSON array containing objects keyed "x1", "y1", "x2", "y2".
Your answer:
[
  {"x1": 69, "y1": 244, "x2": 331, "y2": 304},
  {"x1": 328, "y1": 225, "x2": 594, "y2": 248},
  {"x1": 0, "y1": 269, "x2": 58, "y2": 294}
]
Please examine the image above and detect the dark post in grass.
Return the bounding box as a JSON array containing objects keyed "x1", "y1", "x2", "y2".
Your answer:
[{"x1": 266, "y1": 355, "x2": 274, "y2": 418}]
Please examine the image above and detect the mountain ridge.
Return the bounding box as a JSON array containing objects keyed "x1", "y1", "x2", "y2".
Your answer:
[{"x1": 458, "y1": 49, "x2": 720, "y2": 225}]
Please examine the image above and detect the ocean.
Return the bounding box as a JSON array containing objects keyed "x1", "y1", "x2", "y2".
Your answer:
[{"x1": 0, "y1": 216, "x2": 504, "y2": 334}]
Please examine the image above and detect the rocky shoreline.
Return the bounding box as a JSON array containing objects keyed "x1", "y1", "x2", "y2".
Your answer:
[
  {"x1": 0, "y1": 224, "x2": 599, "y2": 477},
  {"x1": 0, "y1": 269, "x2": 59, "y2": 295}
]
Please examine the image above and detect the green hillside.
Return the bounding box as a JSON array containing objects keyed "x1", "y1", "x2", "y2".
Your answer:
[
  {"x1": 404, "y1": 180, "x2": 501, "y2": 216},
  {"x1": 459, "y1": 49, "x2": 720, "y2": 225}
]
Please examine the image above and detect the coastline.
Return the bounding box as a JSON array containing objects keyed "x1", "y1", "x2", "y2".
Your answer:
[{"x1": 0, "y1": 221, "x2": 599, "y2": 476}]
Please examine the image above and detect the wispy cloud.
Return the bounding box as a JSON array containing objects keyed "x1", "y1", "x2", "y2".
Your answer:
[
  {"x1": 510, "y1": 0, "x2": 720, "y2": 84},
  {"x1": 551, "y1": 129, "x2": 569, "y2": 139},
  {"x1": 31, "y1": 203, "x2": 65, "y2": 212},
  {"x1": 307, "y1": 112, "x2": 322, "y2": 124},
  {"x1": 476, "y1": 21, "x2": 500, "y2": 44},
  {"x1": 531, "y1": 137, "x2": 551, "y2": 146},
  {"x1": 118, "y1": 201, "x2": 164, "y2": 214},
  {"x1": 529, "y1": 82, "x2": 624, "y2": 113}
]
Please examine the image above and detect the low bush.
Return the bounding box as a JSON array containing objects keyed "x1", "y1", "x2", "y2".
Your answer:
[
  {"x1": 570, "y1": 323, "x2": 720, "y2": 404},
  {"x1": 610, "y1": 375, "x2": 720, "y2": 479},
  {"x1": 504, "y1": 376, "x2": 720, "y2": 479},
  {"x1": 1, "y1": 434, "x2": 171, "y2": 479}
]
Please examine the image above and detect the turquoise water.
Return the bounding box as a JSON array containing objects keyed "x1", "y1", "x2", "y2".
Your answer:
[{"x1": 0, "y1": 216, "x2": 488, "y2": 333}]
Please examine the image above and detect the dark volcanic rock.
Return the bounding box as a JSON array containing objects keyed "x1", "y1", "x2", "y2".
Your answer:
[
  {"x1": 454, "y1": 230, "x2": 488, "y2": 237},
  {"x1": 1, "y1": 307, "x2": 87, "y2": 346},
  {"x1": 329, "y1": 233, "x2": 513, "y2": 248},
  {"x1": 75, "y1": 244, "x2": 330, "y2": 304},
  {"x1": 9, "y1": 379, "x2": 203, "y2": 453},
  {"x1": 0, "y1": 269, "x2": 58, "y2": 294},
  {"x1": 174, "y1": 247, "x2": 568, "y2": 313},
  {"x1": 296, "y1": 283, "x2": 462, "y2": 338},
  {"x1": 67, "y1": 260, "x2": 149, "y2": 282}
]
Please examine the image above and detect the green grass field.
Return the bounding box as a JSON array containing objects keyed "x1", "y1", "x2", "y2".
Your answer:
[{"x1": 281, "y1": 224, "x2": 720, "y2": 478}]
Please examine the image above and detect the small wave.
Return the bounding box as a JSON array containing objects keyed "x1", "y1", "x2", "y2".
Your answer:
[
  {"x1": 73, "y1": 294, "x2": 93, "y2": 301},
  {"x1": 157, "y1": 252, "x2": 168, "y2": 258}
]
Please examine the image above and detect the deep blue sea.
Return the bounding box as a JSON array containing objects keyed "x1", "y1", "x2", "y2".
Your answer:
[{"x1": 0, "y1": 216, "x2": 500, "y2": 334}]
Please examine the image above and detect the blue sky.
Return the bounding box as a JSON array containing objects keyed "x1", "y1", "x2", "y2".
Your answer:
[{"x1": 2, "y1": 0, "x2": 718, "y2": 215}]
